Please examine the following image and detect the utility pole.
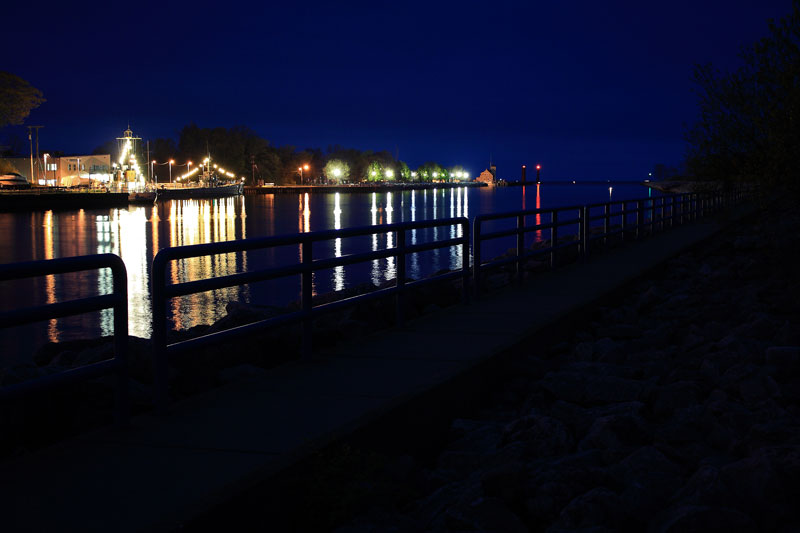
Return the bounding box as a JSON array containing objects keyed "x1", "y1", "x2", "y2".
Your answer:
[
  {"x1": 27, "y1": 126, "x2": 43, "y2": 183},
  {"x1": 147, "y1": 140, "x2": 151, "y2": 183},
  {"x1": 28, "y1": 128, "x2": 33, "y2": 183}
]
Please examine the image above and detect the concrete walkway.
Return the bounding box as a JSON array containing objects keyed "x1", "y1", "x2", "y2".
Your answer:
[{"x1": 1, "y1": 207, "x2": 752, "y2": 532}]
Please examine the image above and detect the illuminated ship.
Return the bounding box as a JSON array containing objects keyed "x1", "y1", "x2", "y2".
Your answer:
[{"x1": 154, "y1": 154, "x2": 243, "y2": 200}]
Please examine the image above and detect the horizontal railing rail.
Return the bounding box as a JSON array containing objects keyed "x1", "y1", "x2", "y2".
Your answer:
[
  {"x1": 473, "y1": 190, "x2": 744, "y2": 294},
  {"x1": 0, "y1": 254, "x2": 129, "y2": 425},
  {"x1": 152, "y1": 217, "x2": 470, "y2": 409},
  {"x1": 473, "y1": 203, "x2": 587, "y2": 293}
]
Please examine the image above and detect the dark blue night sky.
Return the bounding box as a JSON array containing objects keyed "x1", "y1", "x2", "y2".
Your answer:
[{"x1": 4, "y1": 0, "x2": 793, "y2": 180}]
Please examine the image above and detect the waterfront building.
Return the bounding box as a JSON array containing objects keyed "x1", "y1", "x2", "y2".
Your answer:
[
  {"x1": 476, "y1": 169, "x2": 496, "y2": 185},
  {"x1": 0, "y1": 154, "x2": 112, "y2": 186}
]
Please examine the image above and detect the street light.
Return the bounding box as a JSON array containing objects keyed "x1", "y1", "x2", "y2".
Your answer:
[
  {"x1": 298, "y1": 163, "x2": 309, "y2": 184},
  {"x1": 43, "y1": 153, "x2": 49, "y2": 185},
  {"x1": 151, "y1": 160, "x2": 156, "y2": 183},
  {"x1": 169, "y1": 159, "x2": 174, "y2": 183}
]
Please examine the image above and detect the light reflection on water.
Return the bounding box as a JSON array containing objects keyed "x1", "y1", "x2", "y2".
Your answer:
[
  {"x1": 165, "y1": 197, "x2": 247, "y2": 333},
  {"x1": 0, "y1": 183, "x2": 655, "y2": 359}
]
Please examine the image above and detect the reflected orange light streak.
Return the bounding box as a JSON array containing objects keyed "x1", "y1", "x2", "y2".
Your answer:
[
  {"x1": 536, "y1": 184, "x2": 542, "y2": 241},
  {"x1": 43, "y1": 210, "x2": 58, "y2": 342}
]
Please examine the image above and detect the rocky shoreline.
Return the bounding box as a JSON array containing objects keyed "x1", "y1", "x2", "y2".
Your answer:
[
  {"x1": 188, "y1": 201, "x2": 800, "y2": 532},
  {"x1": 310, "y1": 201, "x2": 800, "y2": 532}
]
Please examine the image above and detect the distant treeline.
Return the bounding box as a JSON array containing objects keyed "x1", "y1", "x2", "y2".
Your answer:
[{"x1": 93, "y1": 124, "x2": 468, "y2": 185}]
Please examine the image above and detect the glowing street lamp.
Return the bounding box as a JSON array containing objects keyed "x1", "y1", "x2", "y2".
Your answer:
[
  {"x1": 385, "y1": 168, "x2": 394, "y2": 179},
  {"x1": 169, "y1": 159, "x2": 174, "y2": 183},
  {"x1": 297, "y1": 163, "x2": 310, "y2": 184},
  {"x1": 333, "y1": 167, "x2": 342, "y2": 178},
  {"x1": 536, "y1": 164, "x2": 541, "y2": 183}
]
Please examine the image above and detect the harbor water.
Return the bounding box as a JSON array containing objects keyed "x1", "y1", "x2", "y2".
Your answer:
[{"x1": 0, "y1": 182, "x2": 655, "y2": 363}]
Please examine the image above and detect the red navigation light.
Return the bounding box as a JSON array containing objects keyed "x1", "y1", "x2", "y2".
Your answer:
[{"x1": 536, "y1": 164, "x2": 541, "y2": 170}]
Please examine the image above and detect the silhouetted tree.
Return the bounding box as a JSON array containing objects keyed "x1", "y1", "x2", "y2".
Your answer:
[
  {"x1": 0, "y1": 72, "x2": 45, "y2": 128},
  {"x1": 686, "y1": 1, "x2": 799, "y2": 191}
]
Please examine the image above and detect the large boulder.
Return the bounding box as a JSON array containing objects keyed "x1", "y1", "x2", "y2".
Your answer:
[{"x1": 540, "y1": 372, "x2": 645, "y2": 406}]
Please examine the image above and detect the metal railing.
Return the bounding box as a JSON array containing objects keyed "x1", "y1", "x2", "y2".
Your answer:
[
  {"x1": 580, "y1": 194, "x2": 695, "y2": 255},
  {"x1": 151, "y1": 217, "x2": 470, "y2": 409},
  {"x1": 0, "y1": 188, "x2": 747, "y2": 416},
  {"x1": 473, "y1": 205, "x2": 584, "y2": 293},
  {"x1": 0, "y1": 254, "x2": 129, "y2": 424},
  {"x1": 474, "y1": 191, "x2": 743, "y2": 294}
]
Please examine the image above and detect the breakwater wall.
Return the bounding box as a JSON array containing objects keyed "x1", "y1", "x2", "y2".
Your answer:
[{"x1": 244, "y1": 182, "x2": 485, "y2": 195}]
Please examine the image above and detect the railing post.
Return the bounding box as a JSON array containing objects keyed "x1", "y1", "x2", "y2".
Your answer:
[
  {"x1": 651, "y1": 199, "x2": 656, "y2": 233},
  {"x1": 461, "y1": 221, "x2": 470, "y2": 304},
  {"x1": 152, "y1": 253, "x2": 169, "y2": 412},
  {"x1": 581, "y1": 206, "x2": 589, "y2": 260},
  {"x1": 473, "y1": 217, "x2": 482, "y2": 298},
  {"x1": 697, "y1": 194, "x2": 702, "y2": 219},
  {"x1": 683, "y1": 194, "x2": 689, "y2": 224},
  {"x1": 516, "y1": 213, "x2": 525, "y2": 283},
  {"x1": 620, "y1": 202, "x2": 626, "y2": 242},
  {"x1": 671, "y1": 196, "x2": 677, "y2": 228},
  {"x1": 395, "y1": 229, "x2": 406, "y2": 326},
  {"x1": 112, "y1": 259, "x2": 129, "y2": 426},
  {"x1": 635, "y1": 200, "x2": 642, "y2": 239},
  {"x1": 603, "y1": 204, "x2": 609, "y2": 246},
  {"x1": 550, "y1": 210, "x2": 558, "y2": 269},
  {"x1": 301, "y1": 239, "x2": 313, "y2": 358}
]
